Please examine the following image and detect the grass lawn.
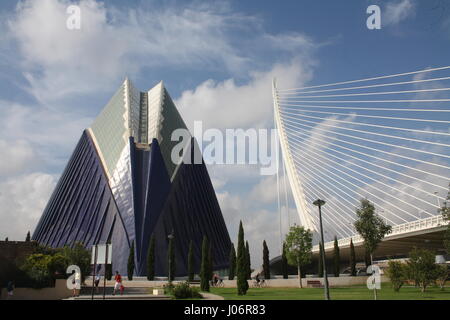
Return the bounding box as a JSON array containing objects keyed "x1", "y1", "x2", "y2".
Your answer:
[{"x1": 210, "y1": 285, "x2": 450, "y2": 300}]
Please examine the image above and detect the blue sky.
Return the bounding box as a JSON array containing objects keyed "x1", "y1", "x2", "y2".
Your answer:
[{"x1": 0, "y1": 0, "x2": 449, "y2": 265}]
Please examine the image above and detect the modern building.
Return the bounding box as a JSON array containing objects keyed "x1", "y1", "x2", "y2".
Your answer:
[{"x1": 32, "y1": 79, "x2": 232, "y2": 277}]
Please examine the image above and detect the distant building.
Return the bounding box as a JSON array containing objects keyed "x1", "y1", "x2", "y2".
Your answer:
[{"x1": 33, "y1": 80, "x2": 231, "y2": 276}]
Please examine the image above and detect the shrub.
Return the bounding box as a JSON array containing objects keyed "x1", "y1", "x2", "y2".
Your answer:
[
  {"x1": 405, "y1": 248, "x2": 438, "y2": 292},
  {"x1": 163, "y1": 282, "x2": 174, "y2": 295},
  {"x1": 386, "y1": 260, "x2": 405, "y2": 292},
  {"x1": 170, "y1": 281, "x2": 201, "y2": 299},
  {"x1": 435, "y1": 264, "x2": 448, "y2": 290},
  {"x1": 49, "y1": 254, "x2": 69, "y2": 278},
  {"x1": 20, "y1": 254, "x2": 54, "y2": 288}
]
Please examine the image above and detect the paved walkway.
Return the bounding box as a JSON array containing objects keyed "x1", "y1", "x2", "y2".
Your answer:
[
  {"x1": 200, "y1": 292, "x2": 224, "y2": 300},
  {"x1": 66, "y1": 294, "x2": 171, "y2": 300}
]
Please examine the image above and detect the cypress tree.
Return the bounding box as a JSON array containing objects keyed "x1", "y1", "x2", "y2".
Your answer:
[
  {"x1": 349, "y1": 238, "x2": 356, "y2": 276},
  {"x1": 281, "y1": 242, "x2": 288, "y2": 279},
  {"x1": 187, "y1": 240, "x2": 194, "y2": 282},
  {"x1": 106, "y1": 263, "x2": 112, "y2": 281},
  {"x1": 127, "y1": 241, "x2": 135, "y2": 280},
  {"x1": 245, "y1": 241, "x2": 251, "y2": 279},
  {"x1": 237, "y1": 221, "x2": 249, "y2": 295},
  {"x1": 262, "y1": 240, "x2": 270, "y2": 279},
  {"x1": 228, "y1": 243, "x2": 236, "y2": 280},
  {"x1": 318, "y1": 242, "x2": 324, "y2": 277},
  {"x1": 208, "y1": 243, "x2": 214, "y2": 281},
  {"x1": 200, "y1": 236, "x2": 210, "y2": 291},
  {"x1": 147, "y1": 235, "x2": 156, "y2": 280},
  {"x1": 333, "y1": 236, "x2": 340, "y2": 277},
  {"x1": 167, "y1": 235, "x2": 176, "y2": 282},
  {"x1": 25, "y1": 231, "x2": 31, "y2": 242}
]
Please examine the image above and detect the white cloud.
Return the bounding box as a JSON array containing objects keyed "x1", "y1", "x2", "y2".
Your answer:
[
  {"x1": 0, "y1": 172, "x2": 56, "y2": 240},
  {"x1": 0, "y1": 139, "x2": 35, "y2": 176},
  {"x1": 384, "y1": 0, "x2": 416, "y2": 26},
  {"x1": 176, "y1": 58, "x2": 313, "y2": 130},
  {"x1": 5, "y1": 0, "x2": 315, "y2": 104},
  {"x1": 0, "y1": 100, "x2": 92, "y2": 168}
]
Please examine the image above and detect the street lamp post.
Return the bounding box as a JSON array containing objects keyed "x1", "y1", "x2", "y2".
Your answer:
[
  {"x1": 168, "y1": 233, "x2": 175, "y2": 283},
  {"x1": 313, "y1": 199, "x2": 330, "y2": 300}
]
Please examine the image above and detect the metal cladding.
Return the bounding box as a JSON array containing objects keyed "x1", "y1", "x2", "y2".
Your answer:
[{"x1": 32, "y1": 80, "x2": 232, "y2": 276}]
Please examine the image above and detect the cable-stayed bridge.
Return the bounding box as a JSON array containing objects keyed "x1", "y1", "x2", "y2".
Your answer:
[{"x1": 272, "y1": 66, "x2": 450, "y2": 261}]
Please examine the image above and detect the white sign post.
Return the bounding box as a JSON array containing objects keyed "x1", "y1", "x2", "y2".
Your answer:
[{"x1": 91, "y1": 244, "x2": 112, "y2": 300}]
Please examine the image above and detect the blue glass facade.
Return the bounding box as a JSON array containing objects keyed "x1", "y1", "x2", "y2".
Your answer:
[{"x1": 32, "y1": 81, "x2": 232, "y2": 276}]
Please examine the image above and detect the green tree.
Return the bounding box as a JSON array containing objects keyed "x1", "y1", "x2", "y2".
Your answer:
[
  {"x1": 364, "y1": 250, "x2": 371, "y2": 268},
  {"x1": 386, "y1": 260, "x2": 405, "y2": 292},
  {"x1": 236, "y1": 221, "x2": 249, "y2": 295},
  {"x1": 354, "y1": 199, "x2": 392, "y2": 266},
  {"x1": 200, "y1": 236, "x2": 210, "y2": 292},
  {"x1": 167, "y1": 236, "x2": 176, "y2": 282},
  {"x1": 187, "y1": 240, "x2": 194, "y2": 282},
  {"x1": 21, "y1": 253, "x2": 53, "y2": 288},
  {"x1": 405, "y1": 248, "x2": 437, "y2": 292},
  {"x1": 318, "y1": 242, "x2": 324, "y2": 277},
  {"x1": 245, "y1": 241, "x2": 251, "y2": 279},
  {"x1": 349, "y1": 239, "x2": 356, "y2": 276},
  {"x1": 48, "y1": 253, "x2": 69, "y2": 277},
  {"x1": 26, "y1": 231, "x2": 31, "y2": 242},
  {"x1": 147, "y1": 235, "x2": 156, "y2": 280},
  {"x1": 61, "y1": 242, "x2": 90, "y2": 283},
  {"x1": 333, "y1": 236, "x2": 340, "y2": 277},
  {"x1": 262, "y1": 240, "x2": 270, "y2": 279},
  {"x1": 127, "y1": 241, "x2": 135, "y2": 280},
  {"x1": 439, "y1": 185, "x2": 450, "y2": 254},
  {"x1": 228, "y1": 243, "x2": 236, "y2": 280},
  {"x1": 281, "y1": 242, "x2": 288, "y2": 279},
  {"x1": 435, "y1": 264, "x2": 448, "y2": 290},
  {"x1": 285, "y1": 225, "x2": 313, "y2": 288}
]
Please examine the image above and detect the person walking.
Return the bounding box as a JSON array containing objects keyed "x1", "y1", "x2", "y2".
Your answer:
[
  {"x1": 94, "y1": 274, "x2": 101, "y2": 294},
  {"x1": 112, "y1": 271, "x2": 122, "y2": 296},
  {"x1": 6, "y1": 281, "x2": 14, "y2": 300},
  {"x1": 72, "y1": 271, "x2": 81, "y2": 297}
]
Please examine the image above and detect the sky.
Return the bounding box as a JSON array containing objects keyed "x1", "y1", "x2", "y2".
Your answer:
[{"x1": 0, "y1": 0, "x2": 449, "y2": 267}]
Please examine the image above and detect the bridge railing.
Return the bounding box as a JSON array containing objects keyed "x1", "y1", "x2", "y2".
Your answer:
[{"x1": 313, "y1": 215, "x2": 447, "y2": 252}]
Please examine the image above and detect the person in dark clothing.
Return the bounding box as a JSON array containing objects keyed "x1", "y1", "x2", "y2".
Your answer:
[{"x1": 7, "y1": 281, "x2": 14, "y2": 300}]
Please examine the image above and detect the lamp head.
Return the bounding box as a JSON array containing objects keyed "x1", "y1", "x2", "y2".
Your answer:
[{"x1": 313, "y1": 199, "x2": 326, "y2": 207}]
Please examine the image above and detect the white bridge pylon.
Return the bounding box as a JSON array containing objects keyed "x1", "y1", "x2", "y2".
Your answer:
[
  {"x1": 272, "y1": 66, "x2": 450, "y2": 243},
  {"x1": 273, "y1": 79, "x2": 318, "y2": 233}
]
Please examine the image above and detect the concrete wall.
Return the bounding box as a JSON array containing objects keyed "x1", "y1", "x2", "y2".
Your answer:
[
  {"x1": 93, "y1": 276, "x2": 389, "y2": 289},
  {"x1": 0, "y1": 279, "x2": 73, "y2": 300},
  {"x1": 221, "y1": 276, "x2": 389, "y2": 288}
]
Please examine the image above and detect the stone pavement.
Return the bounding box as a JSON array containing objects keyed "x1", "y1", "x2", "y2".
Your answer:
[{"x1": 200, "y1": 292, "x2": 225, "y2": 300}]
